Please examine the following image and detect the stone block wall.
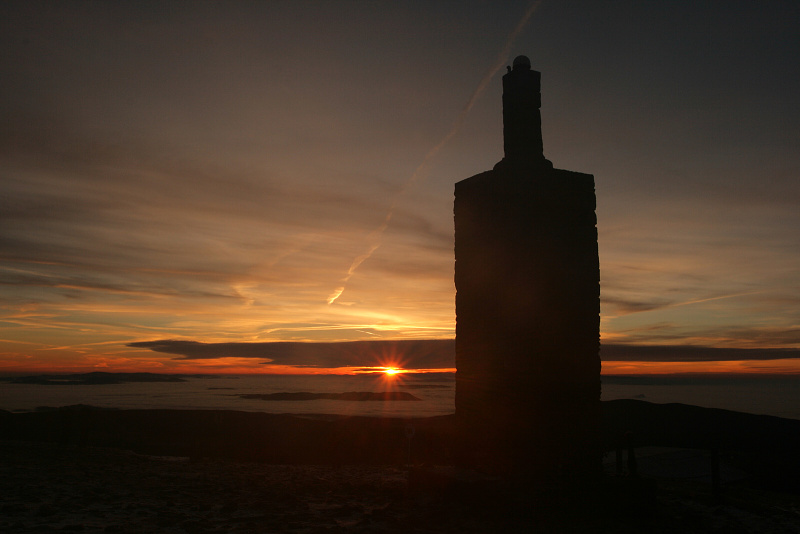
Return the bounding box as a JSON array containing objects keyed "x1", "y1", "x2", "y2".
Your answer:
[{"x1": 454, "y1": 163, "x2": 600, "y2": 477}]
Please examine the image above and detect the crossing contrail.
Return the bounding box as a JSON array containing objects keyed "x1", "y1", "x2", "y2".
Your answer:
[{"x1": 327, "y1": 1, "x2": 543, "y2": 305}]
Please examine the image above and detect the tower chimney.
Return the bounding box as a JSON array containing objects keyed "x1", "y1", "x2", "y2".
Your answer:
[
  {"x1": 454, "y1": 57, "x2": 600, "y2": 479},
  {"x1": 499, "y1": 55, "x2": 551, "y2": 168}
]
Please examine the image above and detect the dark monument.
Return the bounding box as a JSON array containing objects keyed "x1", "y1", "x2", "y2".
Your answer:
[{"x1": 454, "y1": 56, "x2": 600, "y2": 478}]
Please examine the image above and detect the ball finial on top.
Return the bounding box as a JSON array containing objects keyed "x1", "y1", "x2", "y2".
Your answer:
[{"x1": 512, "y1": 55, "x2": 531, "y2": 70}]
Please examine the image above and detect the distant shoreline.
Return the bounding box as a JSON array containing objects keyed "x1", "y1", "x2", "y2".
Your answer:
[{"x1": 3, "y1": 371, "x2": 800, "y2": 420}]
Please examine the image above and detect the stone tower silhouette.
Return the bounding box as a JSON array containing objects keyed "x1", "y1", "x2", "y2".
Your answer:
[{"x1": 454, "y1": 56, "x2": 600, "y2": 477}]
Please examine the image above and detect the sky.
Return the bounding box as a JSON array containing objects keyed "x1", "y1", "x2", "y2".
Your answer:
[{"x1": 1, "y1": 1, "x2": 798, "y2": 374}]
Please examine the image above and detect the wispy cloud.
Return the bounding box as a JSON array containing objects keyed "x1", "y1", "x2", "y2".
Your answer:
[
  {"x1": 127, "y1": 339, "x2": 800, "y2": 371},
  {"x1": 602, "y1": 344, "x2": 800, "y2": 362},
  {"x1": 128, "y1": 339, "x2": 455, "y2": 370},
  {"x1": 326, "y1": 1, "x2": 543, "y2": 305}
]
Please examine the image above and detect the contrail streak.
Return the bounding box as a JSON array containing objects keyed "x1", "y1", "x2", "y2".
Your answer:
[{"x1": 327, "y1": 1, "x2": 543, "y2": 305}]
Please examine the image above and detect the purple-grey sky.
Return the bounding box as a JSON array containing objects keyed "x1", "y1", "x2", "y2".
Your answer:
[{"x1": 1, "y1": 1, "x2": 798, "y2": 373}]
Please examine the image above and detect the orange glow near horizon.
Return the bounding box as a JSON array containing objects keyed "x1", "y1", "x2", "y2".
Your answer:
[
  {"x1": 602, "y1": 359, "x2": 800, "y2": 375},
  {"x1": 0, "y1": 353, "x2": 458, "y2": 376},
  {"x1": 3, "y1": 345, "x2": 800, "y2": 377},
  {"x1": 2, "y1": 358, "x2": 799, "y2": 376},
  {"x1": 2, "y1": 343, "x2": 797, "y2": 377}
]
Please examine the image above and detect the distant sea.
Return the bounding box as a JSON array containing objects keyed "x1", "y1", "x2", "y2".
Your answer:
[{"x1": 1, "y1": 373, "x2": 799, "y2": 420}]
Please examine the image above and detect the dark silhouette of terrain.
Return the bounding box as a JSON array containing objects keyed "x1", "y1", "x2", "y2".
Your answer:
[
  {"x1": 2, "y1": 401, "x2": 800, "y2": 533},
  {"x1": 2, "y1": 400, "x2": 798, "y2": 493}
]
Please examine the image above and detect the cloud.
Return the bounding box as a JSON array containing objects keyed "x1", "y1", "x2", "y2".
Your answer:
[
  {"x1": 1, "y1": 1, "x2": 798, "y2": 368},
  {"x1": 601, "y1": 344, "x2": 800, "y2": 362},
  {"x1": 0, "y1": 118, "x2": 443, "y2": 308},
  {"x1": 128, "y1": 339, "x2": 800, "y2": 370},
  {"x1": 601, "y1": 296, "x2": 672, "y2": 315},
  {"x1": 128, "y1": 339, "x2": 455, "y2": 370}
]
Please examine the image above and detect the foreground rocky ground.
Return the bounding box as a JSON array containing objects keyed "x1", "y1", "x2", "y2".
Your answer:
[{"x1": 2, "y1": 439, "x2": 799, "y2": 534}]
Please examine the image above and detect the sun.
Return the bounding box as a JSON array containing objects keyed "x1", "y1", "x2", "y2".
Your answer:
[{"x1": 382, "y1": 367, "x2": 402, "y2": 376}]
